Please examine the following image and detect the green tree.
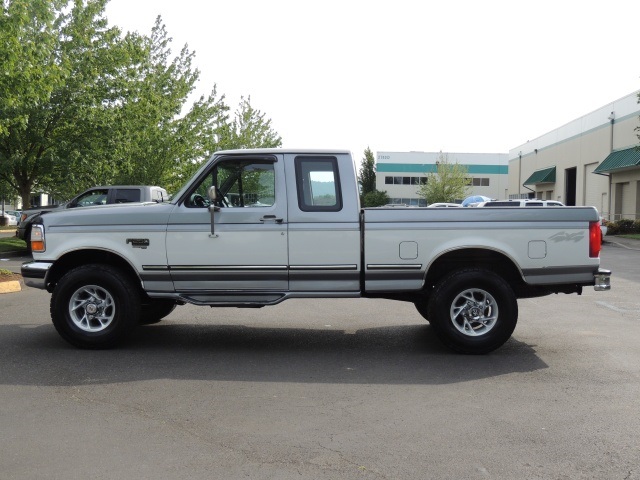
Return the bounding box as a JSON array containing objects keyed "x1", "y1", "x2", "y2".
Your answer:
[
  {"x1": 358, "y1": 147, "x2": 377, "y2": 195},
  {"x1": 0, "y1": 0, "x2": 149, "y2": 206},
  {"x1": 0, "y1": 1, "x2": 282, "y2": 205},
  {"x1": 358, "y1": 147, "x2": 391, "y2": 207},
  {"x1": 417, "y1": 152, "x2": 469, "y2": 204},
  {"x1": 223, "y1": 96, "x2": 282, "y2": 150},
  {"x1": 362, "y1": 190, "x2": 390, "y2": 207}
]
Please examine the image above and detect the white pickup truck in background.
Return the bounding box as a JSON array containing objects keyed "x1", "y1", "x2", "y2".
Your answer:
[{"x1": 21, "y1": 149, "x2": 611, "y2": 354}]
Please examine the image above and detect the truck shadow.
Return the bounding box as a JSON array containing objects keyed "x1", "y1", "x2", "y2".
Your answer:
[{"x1": 0, "y1": 321, "x2": 547, "y2": 387}]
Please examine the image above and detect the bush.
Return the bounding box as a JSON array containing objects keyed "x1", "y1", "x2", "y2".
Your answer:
[
  {"x1": 617, "y1": 219, "x2": 636, "y2": 234},
  {"x1": 361, "y1": 190, "x2": 390, "y2": 207},
  {"x1": 606, "y1": 219, "x2": 640, "y2": 236}
]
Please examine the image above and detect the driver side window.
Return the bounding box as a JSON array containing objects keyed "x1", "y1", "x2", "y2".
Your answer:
[
  {"x1": 71, "y1": 189, "x2": 109, "y2": 208},
  {"x1": 186, "y1": 160, "x2": 276, "y2": 208}
]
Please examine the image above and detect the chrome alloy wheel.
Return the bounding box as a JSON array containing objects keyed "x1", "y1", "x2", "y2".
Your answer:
[
  {"x1": 68, "y1": 285, "x2": 116, "y2": 332},
  {"x1": 449, "y1": 288, "x2": 499, "y2": 336}
]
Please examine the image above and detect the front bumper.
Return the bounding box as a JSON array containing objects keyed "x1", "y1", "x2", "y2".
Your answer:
[{"x1": 21, "y1": 261, "x2": 53, "y2": 290}]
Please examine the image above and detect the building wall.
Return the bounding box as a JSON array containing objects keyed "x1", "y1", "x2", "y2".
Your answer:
[
  {"x1": 509, "y1": 90, "x2": 640, "y2": 219},
  {"x1": 376, "y1": 151, "x2": 509, "y2": 205}
]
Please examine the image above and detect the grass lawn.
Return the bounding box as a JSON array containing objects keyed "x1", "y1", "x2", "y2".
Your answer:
[
  {"x1": 0, "y1": 236, "x2": 27, "y2": 253},
  {"x1": 617, "y1": 234, "x2": 640, "y2": 240}
]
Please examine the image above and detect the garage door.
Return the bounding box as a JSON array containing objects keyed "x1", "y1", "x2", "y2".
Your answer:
[{"x1": 621, "y1": 182, "x2": 635, "y2": 220}]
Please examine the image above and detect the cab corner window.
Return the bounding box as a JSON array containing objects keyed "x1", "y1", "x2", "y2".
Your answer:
[
  {"x1": 295, "y1": 157, "x2": 342, "y2": 212},
  {"x1": 185, "y1": 159, "x2": 276, "y2": 209}
]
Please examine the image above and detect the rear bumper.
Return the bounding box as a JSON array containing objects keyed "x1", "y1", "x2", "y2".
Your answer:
[
  {"x1": 594, "y1": 269, "x2": 611, "y2": 291},
  {"x1": 21, "y1": 261, "x2": 52, "y2": 290}
]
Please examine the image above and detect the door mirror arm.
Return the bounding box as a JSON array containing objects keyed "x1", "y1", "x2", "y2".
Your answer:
[{"x1": 207, "y1": 186, "x2": 220, "y2": 237}]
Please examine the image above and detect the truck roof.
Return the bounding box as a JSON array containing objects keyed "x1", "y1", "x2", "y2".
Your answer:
[{"x1": 214, "y1": 148, "x2": 352, "y2": 156}]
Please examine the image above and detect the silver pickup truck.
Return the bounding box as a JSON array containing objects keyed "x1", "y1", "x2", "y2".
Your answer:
[{"x1": 22, "y1": 149, "x2": 611, "y2": 353}]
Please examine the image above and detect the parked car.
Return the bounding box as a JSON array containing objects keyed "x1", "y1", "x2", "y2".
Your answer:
[
  {"x1": 476, "y1": 199, "x2": 564, "y2": 207},
  {"x1": 427, "y1": 202, "x2": 461, "y2": 208},
  {"x1": 17, "y1": 185, "x2": 168, "y2": 250},
  {"x1": 461, "y1": 195, "x2": 495, "y2": 207},
  {"x1": 1, "y1": 212, "x2": 18, "y2": 226}
]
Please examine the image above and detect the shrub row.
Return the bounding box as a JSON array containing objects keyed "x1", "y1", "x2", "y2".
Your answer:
[{"x1": 604, "y1": 219, "x2": 640, "y2": 235}]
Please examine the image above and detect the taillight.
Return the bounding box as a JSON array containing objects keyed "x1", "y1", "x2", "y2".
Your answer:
[
  {"x1": 589, "y1": 221, "x2": 601, "y2": 258},
  {"x1": 30, "y1": 224, "x2": 46, "y2": 252}
]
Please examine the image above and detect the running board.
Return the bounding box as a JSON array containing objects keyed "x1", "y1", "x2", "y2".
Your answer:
[{"x1": 147, "y1": 290, "x2": 361, "y2": 307}]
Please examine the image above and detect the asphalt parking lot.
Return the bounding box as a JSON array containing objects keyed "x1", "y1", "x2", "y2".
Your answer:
[{"x1": 1, "y1": 240, "x2": 639, "y2": 479}]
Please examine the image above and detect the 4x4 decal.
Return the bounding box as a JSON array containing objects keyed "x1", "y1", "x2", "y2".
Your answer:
[{"x1": 549, "y1": 232, "x2": 584, "y2": 243}]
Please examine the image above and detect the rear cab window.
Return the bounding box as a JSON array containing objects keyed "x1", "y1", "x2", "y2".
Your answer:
[
  {"x1": 113, "y1": 189, "x2": 141, "y2": 204},
  {"x1": 294, "y1": 156, "x2": 342, "y2": 212}
]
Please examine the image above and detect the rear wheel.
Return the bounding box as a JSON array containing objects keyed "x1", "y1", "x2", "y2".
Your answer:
[
  {"x1": 427, "y1": 268, "x2": 518, "y2": 354},
  {"x1": 50, "y1": 264, "x2": 140, "y2": 348}
]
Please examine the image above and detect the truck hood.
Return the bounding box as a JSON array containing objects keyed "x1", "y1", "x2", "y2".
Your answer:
[{"x1": 39, "y1": 202, "x2": 176, "y2": 228}]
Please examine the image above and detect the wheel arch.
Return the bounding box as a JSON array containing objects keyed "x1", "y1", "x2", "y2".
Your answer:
[
  {"x1": 424, "y1": 247, "x2": 524, "y2": 293},
  {"x1": 46, "y1": 248, "x2": 143, "y2": 293}
]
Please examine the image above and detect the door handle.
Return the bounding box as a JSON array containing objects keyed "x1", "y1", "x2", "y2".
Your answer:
[{"x1": 260, "y1": 215, "x2": 283, "y2": 223}]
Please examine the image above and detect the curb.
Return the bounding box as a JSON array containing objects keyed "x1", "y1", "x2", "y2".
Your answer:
[{"x1": 0, "y1": 280, "x2": 21, "y2": 294}]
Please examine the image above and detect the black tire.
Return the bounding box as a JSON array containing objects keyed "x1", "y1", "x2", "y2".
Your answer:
[
  {"x1": 50, "y1": 264, "x2": 141, "y2": 349},
  {"x1": 427, "y1": 268, "x2": 518, "y2": 354},
  {"x1": 139, "y1": 299, "x2": 177, "y2": 325},
  {"x1": 414, "y1": 298, "x2": 430, "y2": 323}
]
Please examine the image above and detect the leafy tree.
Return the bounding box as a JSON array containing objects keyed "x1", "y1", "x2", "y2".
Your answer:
[
  {"x1": 358, "y1": 147, "x2": 390, "y2": 207},
  {"x1": 362, "y1": 190, "x2": 390, "y2": 207},
  {"x1": 0, "y1": 0, "x2": 145, "y2": 206},
  {"x1": 1, "y1": 1, "x2": 282, "y2": 206},
  {"x1": 417, "y1": 152, "x2": 469, "y2": 204},
  {"x1": 223, "y1": 96, "x2": 282, "y2": 150},
  {"x1": 358, "y1": 147, "x2": 377, "y2": 195}
]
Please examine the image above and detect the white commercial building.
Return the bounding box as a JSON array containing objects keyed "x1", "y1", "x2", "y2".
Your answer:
[
  {"x1": 375, "y1": 151, "x2": 509, "y2": 206},
  {"x1": 509, "y1": 90, "x2": 640, "y2": 220}
]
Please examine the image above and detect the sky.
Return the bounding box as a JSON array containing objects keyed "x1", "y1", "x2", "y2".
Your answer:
[{"x1": 104, "y1": 0, "x2": 640, "y2": 163}]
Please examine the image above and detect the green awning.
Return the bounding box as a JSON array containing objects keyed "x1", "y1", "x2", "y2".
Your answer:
[
  {"x1": 594, "y1": 147, "x2": 640, "y2": 173},
  {"x1": 523, "y1": 166, "x2": 556, "y2": 185}
]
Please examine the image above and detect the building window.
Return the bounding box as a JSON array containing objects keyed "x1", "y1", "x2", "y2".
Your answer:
[
  {"x1": 388, "y1": 197, "x2": 427, "y2": 207},
  {"x1": 470, "y1": 178, "x2": 490, "y2": 187},
  {"x1": 384, "y1": 176, "x2": 427, "y2": 186}
]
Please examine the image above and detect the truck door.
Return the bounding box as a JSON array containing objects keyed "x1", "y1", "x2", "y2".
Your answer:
[
  {"x1": 166, "y1": 154, "x2": 288, "y2": 292},
  {"x1": 285, "y1": 154, "x2": 361, "y2": 292}
]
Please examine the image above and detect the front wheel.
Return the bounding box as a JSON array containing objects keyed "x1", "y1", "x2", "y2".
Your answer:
[
  {"x1": 427, "y1": 268, "x2": 518, "y2": 354},
  {"x1": 50, "y1": 264, "x2": 141, "y2": 349},
  {"x1": 139, "y1": 299, "x2": 177, "y2": 325}
]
